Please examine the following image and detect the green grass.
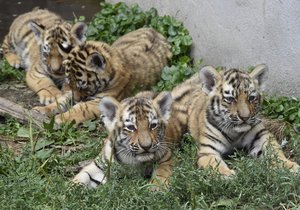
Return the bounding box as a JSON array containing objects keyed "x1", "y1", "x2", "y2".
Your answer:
[
  {"x1": 1, "y1": 2, "x2": 300, "y2": 209},
  {"x1": 1, "y1": 132, "x2": 300, "y2": 209}
]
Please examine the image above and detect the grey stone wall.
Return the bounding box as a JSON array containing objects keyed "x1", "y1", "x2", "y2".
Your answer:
[{"x1": 108, "y1": 0, "x2": 300, "y2": 97}]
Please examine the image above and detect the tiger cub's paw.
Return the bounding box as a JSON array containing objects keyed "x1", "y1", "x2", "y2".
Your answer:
[
  {"x1": 54, "y1": 113, "x2": 74, "y2": 125},
  {"x1": 72, "y1": 162, "x2": 107, "y2": 188},
  {"x1": 54, "y1": 115, "x2": 64, "y2": 125},
  {"x1": 72, "y1": 173, "x2": 97, "y2": 188},
  {"x1": 286, "y1": 161, "x2": 300, "y2": 173},
  {"x1": 6, "y1": 53, "x2": 22, "y2": 68},
  {"x1": 33, "y1": 105, "x2": 54, "y2": 116},
  {"x1": 149, "y1": 177, "x2": 169, "y2": 191},
  {"x1": 38, "y1": 90, "x2": 62, "y2": 105},
  {"x1": 218, "y1": 167, "x2": 236, "y2": 177}
]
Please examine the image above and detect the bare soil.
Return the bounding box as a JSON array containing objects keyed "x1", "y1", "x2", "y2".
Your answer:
[{"x1": 0, "y1": 79, "x2": 40, "y2": 109}]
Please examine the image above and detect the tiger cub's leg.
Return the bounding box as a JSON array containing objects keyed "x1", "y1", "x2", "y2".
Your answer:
[
  {"x1": 72, "y1": 139, "x2": 112, "y2": 188},
  {"x1": 54, "y1": 99, "x2": 100, "y2": 124},
  {"x1": 249, "y1": 132, "x2": 299, "y2": 172},
  {"x1": 197, "y1": 138, "x2": 235, "y2": 176},
  {"x1": 26, "y1": 65, "x2": 62, "y2": 105},
  {"x1": 2, "y1": 35, "x2": 22, "y2": 68},
  {"x1": 150, "y1": 149, "x2": 174, "y2": 190},
  {"x1": 33, "y1": 91, "x2": 72, "y2": 115}
]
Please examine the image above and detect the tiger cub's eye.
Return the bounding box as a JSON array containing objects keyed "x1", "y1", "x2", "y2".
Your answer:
[
  {"x1": 248, "y1": 95, "x2": 256, "y2": 102},
  {"x1": 149, "y1": 122, "x2": 157, "y2": 130},
  {"x1": 224, "y1": 96, "x2": 235, "y2": 104},
  {"x1": 125, "y1": 125, "x2": 136, "y2": 132}
]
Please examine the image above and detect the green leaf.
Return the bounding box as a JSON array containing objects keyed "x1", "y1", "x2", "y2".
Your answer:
[
  {"x1": 275, "y1": 104, "x2": 284, "y2": 113},
  {"x1": 82, "y1": 120, "x2": 97, "y2": 131},
  {"x1": 35, "y1": 139, "x2": 55, "y2": 151},
  {"x1": 35, "y1": 148, "x2": 54, "y2": 159},
  {"x1": 168, "y1": 25, "x2": 177, "y2": 36},
  {"x1": 214, "y1": 198, "x2": 235, "y2": 207},
  {"x1": 289, "y1": 113, "x2": 296, "y2": 121},
  {"x1": 181, "y1": 35, "x2": 193, "y2": 46},
  {"x1": 43, "y1": 117, "x2": 55, "y2": 133},
  {"x1": 16, "y1": 127, "x2": 30, "y2": 138}
]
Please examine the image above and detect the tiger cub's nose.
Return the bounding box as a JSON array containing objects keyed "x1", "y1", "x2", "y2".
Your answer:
[
  {"x1": 139, "y1": 141, "x2": 152, "y2": 151},
  {"x1": 238, "y1": 114, "x2": 250, "y2": 122}
]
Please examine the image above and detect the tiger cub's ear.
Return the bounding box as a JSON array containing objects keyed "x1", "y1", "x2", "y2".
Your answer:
[
  {"x1": 250, "y1": 64, "x2": 269, "y2": 91},
  {"x1": 71, "y1": 22, "x2": 87, "y2": 44},
  {"x1": 199, "y1": 66, "x2": 220, "y2": 94},
  {"x1": 87, "y1": 53, "x2": 106, "y2": 71},
  {"x1": 29, "y1": 21, "x2": 45, "y2": 40},
  {"x1": 99, "y1": 97, "x2": 120, "y2": 131},
  {"x1": 153, "y1": 91, "x2": 173, "y2": 122}
]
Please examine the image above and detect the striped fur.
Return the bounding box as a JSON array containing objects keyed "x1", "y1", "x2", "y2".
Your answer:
[
  {"x1": 72, "y1": 75, "x2": 201, "y2": 189},
  {"x1": 188, "y1": 64, "x2": 299, "y2": 176},
  {"x1": 2, "y1": 9, "x2": 87, "y2": 104},
  {"x1": 35, "y1": 28, "x2": 172, "y2": 124}
]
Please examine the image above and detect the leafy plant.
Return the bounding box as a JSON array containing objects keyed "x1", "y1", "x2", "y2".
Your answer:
[
  {"x1": 262, "y1": 96, "x2": 300, "y2": 133},
  {"x1": 154, "y1": 57, "x2": 202, "y2": 91},
  {"x1": 87, "y1": 2, "x2": 192, "y2": 65},
  {"x1": 0, "y1": 117, "x2": 22, "y2": 136}
]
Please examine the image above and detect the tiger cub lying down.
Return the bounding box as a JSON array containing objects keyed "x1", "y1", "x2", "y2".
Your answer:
[
  {"x1": 188, "y1": 64, "x2": 299, "y2": 176},
  {"x1": 72, "y1": 75, "x2": 201, "y2": 189},
  {"x1": 2, "y1": 8, "x2": 87, "y2": 104},
  {"x1": 35, "y1": 28, "x2": 172, "y2": 124}
]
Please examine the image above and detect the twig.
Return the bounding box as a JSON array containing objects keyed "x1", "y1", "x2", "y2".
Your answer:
[{"x1": 0, "y1": 96, "x2": 48, "y2": 127}]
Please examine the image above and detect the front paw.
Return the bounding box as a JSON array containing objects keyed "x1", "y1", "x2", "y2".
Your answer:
[
  {"x1": 71, "y1": 162, "x2": 107, "y2": 188},
  {"x1": 38, "y1": 90, "x2": 62, "y2": 105},
  {"x1": 33, "y1": 105, "x2": 54, "y2": 116},
  {"x1": 72, "y1": 173, "x2": 103, "y2": 189},
  {"x1": 218, "y1": 167, "x2": 236, "y2": 177},
  {"x1": 149, "y1": 177, "x2": 168, "y2": 191},
  {"x1": 54, "y1": 114, "x2": 65, "y2": 125},
  {"x1": 6, "y1": 54, "x2": 22, "y2": 68},
  {"x1": 54, "y1": 113, "x2": 77, "y2": 125},
  {"x1": 286, "y1": 161, "x2": 300, "y2": 173}
]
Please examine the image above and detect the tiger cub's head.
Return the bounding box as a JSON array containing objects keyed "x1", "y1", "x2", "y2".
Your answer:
[
  {"x1": 62, "y1": 41, "x2": 118, "y2": 101},
  {"x1": 200, "y1": 64, "x2": 268, "y2": 133},
  {"x1": 29, "y1": 21, "x2": 87, "y2": 77},
  {"x1": 99, "y1": 91, "x2": 173, "y2": 165}
]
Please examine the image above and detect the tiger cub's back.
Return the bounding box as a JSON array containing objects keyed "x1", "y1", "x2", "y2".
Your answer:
[
  {"x1": 2, "y1": 9, "x2": 64, "y2": 68},
  {"x1": 112, "y1": 28, "x2": 172, "y2": 92},
  {"x1": 167, "y1": 72, "x2": 203, "y2": 140}
]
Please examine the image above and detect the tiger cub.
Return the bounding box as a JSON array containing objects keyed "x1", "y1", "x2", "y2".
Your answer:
[
  {"x1": 34, "y1": 28, "x2": 172, "y2": 124},
  {"x1": 188, "y1": 64, "x2": 299, "y2": 176},
  {"x1": 72, "y1": 75, "x2": 201, "y2": 189},
  {"x1": 2, "y1": 9, "x2": 87, "y2": 104}
]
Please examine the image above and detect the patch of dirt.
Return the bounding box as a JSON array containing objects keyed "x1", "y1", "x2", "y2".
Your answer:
[
  {"x1": 0, "y1": 79, "x2": 40, "y2": 109},
  {"x1": 0, "y1": 135, "x2": 27, "y2": 155}
]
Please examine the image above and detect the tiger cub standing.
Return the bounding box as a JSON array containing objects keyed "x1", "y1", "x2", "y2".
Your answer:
[
  {"x1": 72, "y1": 75, "x2": 202, "y2": 189},
  {"x1": 188, "y1": 64, "x2": 299, "y2": 176},
  {"x1": 34, "y1": 28, "x2": 172, "y2": 124},
  {"x1": 2, "y1": 9, "x2": 87, "y2": 104}
]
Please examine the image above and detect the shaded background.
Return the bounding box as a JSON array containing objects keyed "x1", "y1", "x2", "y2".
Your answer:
[{"x1": 0, "y1": 0, "x2": 102, "y2": 41}]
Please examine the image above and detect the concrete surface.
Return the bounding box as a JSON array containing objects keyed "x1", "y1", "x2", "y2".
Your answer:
[{"x1": 108, "y1": 0, "x2": 300, "y2": 97}]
